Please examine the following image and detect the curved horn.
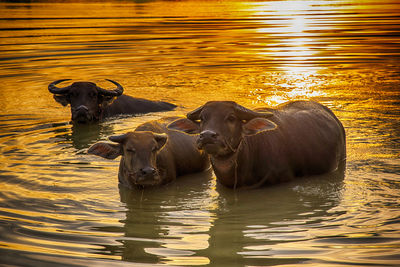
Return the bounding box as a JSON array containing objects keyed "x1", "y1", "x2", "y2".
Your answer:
[
  {"x1": 109, "y1": 133, "x2": 128, "y2": 143},
  {"x1": 234, "y1": 103, "x2": 273, "y2": 121},
  {"x1": 48, "y1": 79, "x2": 72, "y2": 94},
  {"x1": 187, "y1": 105, "x2": 204, "y2": 121},
  {"x1": 96, "y1": 79, "x2": 124, "y2": 97}
]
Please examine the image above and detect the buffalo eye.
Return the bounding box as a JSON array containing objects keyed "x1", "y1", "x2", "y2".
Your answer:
[
  {"x1": 126, "y1": 148, "x2": 136, "y2": 154},
  {"x1": 199, "y1": 114, "x2": 207, "y2": 124},
  {"x1": 70, "y1": 91, "x2": 79, "y2": 98},
  {"x1": 89, "y1": 91, "x2": 97, "y2": 98},
  {"x1": 226, "y1": 114, "x2": 237, "y2": 123}
]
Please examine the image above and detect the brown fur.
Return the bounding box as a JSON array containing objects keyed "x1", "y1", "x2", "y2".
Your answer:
[
  {"x1": 168, "y1": 101, "x2": 346, "y2": 188},
  {"x1": 88, "y1": 117, "x2": 209, "y2": 188},
  {"x1": 50, "y1": 81, "x2": 176, "y2": 123}
]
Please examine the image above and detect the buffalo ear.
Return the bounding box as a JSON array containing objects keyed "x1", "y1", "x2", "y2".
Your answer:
[
  {"x1": 167, "y1": 118, "x2": 200, "y2": 134},
  {"x1": 88, "y1": 142, "x2": 122, "y2": 159},
  {"x1": 243, "y1": 118, "x2": 277, "y2": 136},
  {"x1": 154, "y1": 133, "x2": 168, "y2": 150},
  {"x1": 53, "y1": 94, "x2": 70, "y2": 107}
]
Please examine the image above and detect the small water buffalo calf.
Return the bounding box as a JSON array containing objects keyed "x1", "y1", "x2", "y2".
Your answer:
[
  {"x1": 168, "y1": 100, "x2": 346, "y2": 189},
  {"x1": 88, "y1": 117, "x2": 210, "y2": 188},
  {"x1": 49, "y1": 79, "x2": 176, "y2": 123}
]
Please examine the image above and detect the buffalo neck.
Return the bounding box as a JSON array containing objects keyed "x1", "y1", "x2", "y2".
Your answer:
[{"x1": 209, "y1": 138, "x2": 250, "y2": 188}]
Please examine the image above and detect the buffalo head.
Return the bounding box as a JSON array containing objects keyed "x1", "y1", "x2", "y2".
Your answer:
[
  {"x1": 49, "y1": 79, "x2": 123, "y2": 123},
  {"x1": 88, "y1": 132, "x2": 168, "y2": 187},
  {"x1": 168, "y1": 101, "x2": 276, "y2": 157}
]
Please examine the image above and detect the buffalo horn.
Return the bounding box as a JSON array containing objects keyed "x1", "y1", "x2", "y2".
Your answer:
[
  {"x1": 187, "y1": 105, "x2": 204, "y2": 121},
  {"x1": 234, "y1": 103, "x2": 273, "y2": 121},
  {"x1": 96, "y1": 79, "x2": 124, "y2": 97},
  {"x1": 48, "y1": 79, "x2": 72, "y2": 94},
  {"x1": 109, "y1": 133, "x2": 128, "y2": 143}
]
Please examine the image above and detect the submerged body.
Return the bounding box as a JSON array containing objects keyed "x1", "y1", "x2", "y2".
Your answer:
[
  {"x1": 168, "y1": 100, "x2": 346, "y2": 188},
  {"x1": 49, "y1": 79, "x2": 176, "y2": 123},
  {"x1": 102, "y1": 95, "x2": 176, "y2": 119},
  {"x1": 88, "y1": 117, "x2": 209, "y2": 188}
]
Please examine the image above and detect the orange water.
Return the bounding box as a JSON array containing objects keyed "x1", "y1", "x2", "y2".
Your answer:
[{"x1": 0, "y1": 1, "x2": 399, "y2": 266}]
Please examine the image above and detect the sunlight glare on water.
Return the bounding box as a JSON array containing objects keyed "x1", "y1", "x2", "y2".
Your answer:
[{"x1": 0, "y1": 0, "x2": 399, "y2": 266}]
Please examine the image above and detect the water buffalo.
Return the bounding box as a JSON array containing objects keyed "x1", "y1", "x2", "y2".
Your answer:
[
  {"x1": 49, "y1": 79, "x2": 176, "y2": 123},
  {"x1": 88, "y1": 117, "x2": 209, "y2": 188},
  {"x1": 168, "y1": 100, "x2": 346, "y2": 189}
]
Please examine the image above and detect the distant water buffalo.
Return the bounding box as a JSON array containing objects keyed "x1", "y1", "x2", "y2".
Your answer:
[
  {"x1": 88, "y1": 117, "x2": 210, "y2": 188},
  {"x1": 49, "y1": 79, "x2": 176, "y2": 123},
  {"x1": 168, "y1": 100, "x2": 346, "y2": 189}
]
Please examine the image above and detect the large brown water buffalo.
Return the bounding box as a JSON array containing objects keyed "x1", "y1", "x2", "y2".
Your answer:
[
  {"x1": 88, "y1": 117, "x2": 210, "y2": 188},
  {"x1": 168, "y1": 100, "x2": 346, "y2": 189},
  {"x1": 49, "y1": 79, "x2": 176, "y2": 123}
]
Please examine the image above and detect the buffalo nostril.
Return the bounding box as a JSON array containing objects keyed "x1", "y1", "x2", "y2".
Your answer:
[
  {"x1": 76, "y1": 105, "x2": 89, "y2": 111},
  {"x1": 140, "y1": 167, "x2": 156, "y2": 176},
  {"x1": 200, "y1": 130, "x2": 218, "y2": 139}
]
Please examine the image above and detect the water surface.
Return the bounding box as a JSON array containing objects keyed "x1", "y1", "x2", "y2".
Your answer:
[{"x1": 0, "y1": 0, "x2": 399, "y2": 266}]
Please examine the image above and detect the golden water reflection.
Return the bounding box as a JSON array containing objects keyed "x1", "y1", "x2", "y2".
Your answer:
[
  {"x1": 0, "y1": 0, "x2": 400, "y2": 266},
  {"x1": 254, "y1": 1, "x2": 321, "y2": 67}
]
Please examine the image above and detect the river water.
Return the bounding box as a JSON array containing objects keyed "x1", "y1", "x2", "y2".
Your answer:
[{"x1": 0, "y1": 0, "x2": 399, "y2": 266}]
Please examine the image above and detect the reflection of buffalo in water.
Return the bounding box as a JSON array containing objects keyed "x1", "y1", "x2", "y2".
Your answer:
[
  {"x1": 169, "y1": 100, "x2": 346, "y2": 188},
  {"x1": 49, "y1": 79, "x2": 176, "y2": 124},
  {"x1": 114, "y1": 170, "x2": 214, "y2": 264},
  {"x1": 53, "y1": 122, "x2": 115, "y2": 150},
  {"x1": 92, "y1": 162, "x2": 345, "y2": 265},
  {"x1": 201, "y1": 161, "x2": 346, "y2": 266},
  {"x1": 88, "y1": 117, "x2": 210, "y2": 188}
]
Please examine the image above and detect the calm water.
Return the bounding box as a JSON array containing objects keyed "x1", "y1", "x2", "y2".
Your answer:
[{"x1": 1, "y1": 0, "x2": 400, "y2": 266}]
